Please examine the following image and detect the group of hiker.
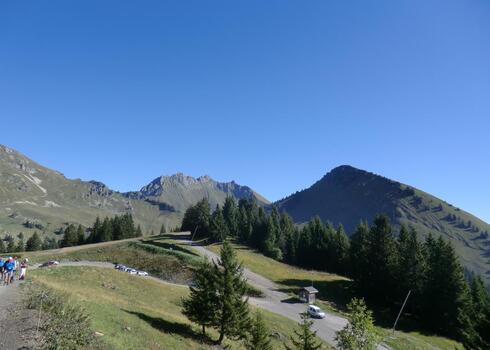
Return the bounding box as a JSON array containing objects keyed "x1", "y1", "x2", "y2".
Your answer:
[{"x1": 0, "y1": 256, "x2": 28, "y2": 285}]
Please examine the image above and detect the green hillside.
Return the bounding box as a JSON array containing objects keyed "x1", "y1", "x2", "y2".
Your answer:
[
  {"x1": 0, "y1": 145, "x2": 179, "y2": 237},
  {"x1": 0, "y1": 145, "x2": 269, "y2": 241},
  {"x1": 276, "y1": 165, "x2": 490, "y2": 284}
]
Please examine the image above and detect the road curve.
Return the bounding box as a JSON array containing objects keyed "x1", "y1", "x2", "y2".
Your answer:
[{"x1": 32, "y1": 253, "x2": 389, "y2": 349}]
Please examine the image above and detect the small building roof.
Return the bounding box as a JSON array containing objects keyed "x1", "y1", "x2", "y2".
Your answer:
[{"x1": 301, "y1": 286, "x2": 318, "y2": 294}]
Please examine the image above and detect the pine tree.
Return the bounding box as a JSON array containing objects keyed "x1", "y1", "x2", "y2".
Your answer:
[
  {"x1": 396, "y1": 226, "x2": 425, "y2": 311},
  {"x1": 461, "y1": 276, "x2": 490, "y2": 349},
  {"x1": 26, "y1": 232, "x2": 42, "y2": 251},
  {"x1": 182, "y1": 259, "x2": 218, "y2": 336},
  {"x1": 422, "y1": 235, "x2": 471, "y2": 337},
  {"x1": 89, "y1": 216, "x2": 102, "y2": 243},
  {"x1": 213, "y1": 240, "x2": 250, "y2": 344},
  {"x1": 285, "y1": 311, "x2": 322, "y2": 350},
  {"x1": 181, "y1": 198, "x2": 211, "y2": 238},
  {"x1": 160, "y1": 223, "x2": 166, "y2": 234},
  {"x1": 364, "y1": 215, "x2": 398, "y2": 303},
  {"x1": 42, "y1": 237, "x2": 58, "y2": 250},
  {"x1": 349, "y1": 222, "x2": 370, "y2": 287},
  {"x1": 223, "y1": 196, "x2": 238, "y2": 236},
  {"x1": 209, "y1": 205, "x2": 229, "y2": 242},
  {"x1": 0, "y1": 239, "x2": 5, "y2": 253},
  {"x1": 335, "y1": 298, "x2": 378, "y2": 350},
  {"x1": 15, "y1": 237, "x2": 25, "y2": 252},
  {"x1": 262, "y1": 208, "x2": 282, "y2": 260},
  {"x1": 332, "y1": 224, "x2": 350, "y2": 274},
  {"x1": 62, "y1": 224, "x2": 78, "y2": 247},
  {"x1": 244, "y1": 311, "x2": 273, "y2": 350},
  {"x1": 237, "y1": 205, "x2": 253, "y2": 243},
  {"x1": 6, "y1": 236, "x2": 15, "y2": 253},
  {"x1": 77, "y1": 225, "x2": 85, "y2": 245},
  {"x1": 99, "y1": 218, "x2": 113, "y2": 242}
]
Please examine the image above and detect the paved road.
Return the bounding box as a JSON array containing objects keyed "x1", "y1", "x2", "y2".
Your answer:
[
  {"x1": 179, "y1": 240, "x2": 390, "y2": 350},
  {"x1": 31, "y1": 251, "x2": 389, "y2": 349}
]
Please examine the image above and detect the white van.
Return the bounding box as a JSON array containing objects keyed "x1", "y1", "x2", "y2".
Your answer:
[{"x1": 307, "y1": 305, "x2": 326, "y2": 319}]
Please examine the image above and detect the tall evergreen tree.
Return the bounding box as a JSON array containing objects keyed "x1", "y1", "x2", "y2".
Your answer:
[
  {"x1": 237, "y1": 205, "x2": 253, "y2": 243},
  {"x1": 26, "y1": 232, "x2": 42, "y2": 251},
  {"x1": 396, "y1": 226, "x2": 425, "y2": 311},
  {"x1": 76, "y1": 225, "x2": 85, "y2": 245},
  {"x1": 212, "y1": 241, "x2": 250, "y2": 344},
  {"x1": 364, "y1": 215, "x2": 398, "y2": 303},
  {"x1": 349, "y1": 221, "x2": 370, "y2": 287},
  {"x1": 331, "y1": 224, "x2": 350, "y2": 274},
  {"x1": 181, "y1": 198, "x2": 211, "y2": 238},
  {"x1": 209, "y1": 205, "x2": 229, "y2": 242},
  {"x1": 223, "y1": 196, "x2": 238, "y2": 236},
  {"x1": 6, "y1": 236, "x2": 15, "y2": 253},
  {"x1": 89, "y1": 216, "x2": 102, "y2": 243},
  {"x1": 15, "y1": 237, "x2": 25, "y2": 252},
  {"x1": 42, "y1": 236, "x2": 58, "y2": 250},
  {"x1": 244, "y1": 311, "x2": 273, "y2": 350},
  {"x1": 182, "y1": 259, "x2": 218, "y2": 336},
  {"x1": 422, "y1": 235, "x2": 471, "y2": 337},
  {"x1": 285, "y1": 311, "x2": 323, "y2": 350},
  {"x1": 0, "y1": 239, "x2": 5, "y2": 253},
  {"x1": 62, "y1": 224, "x2": 79, "y2": 247},
  {"x1": 465, "y1": 276, "x2": 490, "y2": 349}
]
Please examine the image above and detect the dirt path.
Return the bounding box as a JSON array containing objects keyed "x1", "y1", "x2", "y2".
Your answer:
[{"x1": 0, "y1": 280, "x2": 38, "y2": 350}]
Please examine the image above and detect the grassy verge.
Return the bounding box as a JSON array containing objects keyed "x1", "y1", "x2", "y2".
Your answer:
[{"x1": 29, "y1": 266, "x2": 328, "y2": 350}]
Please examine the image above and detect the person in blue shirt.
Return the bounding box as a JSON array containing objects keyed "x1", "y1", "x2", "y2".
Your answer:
[{"x1": 4, "y1": 257, "x2": 15, "y2": 285}]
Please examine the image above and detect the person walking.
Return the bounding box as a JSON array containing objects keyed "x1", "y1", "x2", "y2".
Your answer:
[
  {"x1": 19, "y1": 259, "x2": 28, "y2": 280},
  {"x1": 4, "y1": 257, "x2": 15, "y2": 285}
]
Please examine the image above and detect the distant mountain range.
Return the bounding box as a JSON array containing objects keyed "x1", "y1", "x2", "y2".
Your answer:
[
  {"x1": 1, "y1": 144, "x2": 489, "y2": 284},
  {"x1": 276, "y1": 165, "x2": 490, "y2": 284},
  {"x1": 125, "y1": 173, "x2": 269, "y2": 212},
  {"x1": 0, "y1": 145, "x2": 267, "y2": 236}
]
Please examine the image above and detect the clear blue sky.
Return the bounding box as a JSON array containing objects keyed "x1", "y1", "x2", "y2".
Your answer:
[{"x1": 1, "y1": 1, "x2": 489, "y2": 222}]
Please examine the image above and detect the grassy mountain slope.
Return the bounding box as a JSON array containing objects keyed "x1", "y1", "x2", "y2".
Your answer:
[
  {"x1": 125, "y1": 173, "x2": 270, "y2": 212},
  {"x1": 0, "y1": 145, "x2": 179, "y2": 237},
  {"x1": 276, "y1": 165, "x2": 490, "y2": 284}
]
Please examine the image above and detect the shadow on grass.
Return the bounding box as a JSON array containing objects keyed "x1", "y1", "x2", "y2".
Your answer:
[
  {"x1": 277, "y1": 278, "x2": 354, "y2": 311},
  {"x1": 123, "y1": 309, "x2": 213, "y2": 344},
  {"x1": 281, "y1": 296, "x2": 302, "y2": 304},
  {"x1": 160, "y1": 233, "x2": 192, "y2": 240},
  {"x1": 142, "y1": 240, "x2": 200, "y2": 257}
]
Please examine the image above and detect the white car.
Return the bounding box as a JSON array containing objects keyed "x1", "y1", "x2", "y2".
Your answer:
[
  {"x1": 307, "y1": 305, "x2": 326, "y2": 319},
  {"x1": 127, "y1": 269, "x2": 137, "y2": 275},
  {"x1": 137, "y1": 271, "x2": 148, "y2": 276}
]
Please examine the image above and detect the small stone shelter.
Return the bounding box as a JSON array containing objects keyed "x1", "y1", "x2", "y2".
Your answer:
[{"x1": 298, "y1": 286, "x2": 318, "y2": 303}]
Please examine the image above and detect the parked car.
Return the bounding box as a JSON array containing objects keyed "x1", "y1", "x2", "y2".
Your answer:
[
  {"x1": 137, "y1": 271, "x2": 148, "y2": 276},
  {"x1": 115, "y1": 264, "x2": 126, "y2": 270},
  {"x1": 127, "y1": 269, "x2": 137, "y2": 275},
  {"x1": 40, "y1": 260, "x2": 59, "y2": 268},
  {"x1": 307, "y1": 305, "x2": 326, "y2": 319}
]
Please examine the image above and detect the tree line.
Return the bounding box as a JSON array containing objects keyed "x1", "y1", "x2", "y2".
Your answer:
[
  {"x1": 181, "y1": 197, "x2": 490, "y2": 349},
  {"x1": 0, "y1": 213, "x2": 143, "y2": 253}
]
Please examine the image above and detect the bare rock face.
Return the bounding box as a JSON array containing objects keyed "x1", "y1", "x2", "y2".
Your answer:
[{"x1": 125, "y1": 173, "x2": 270, "y2": 213}]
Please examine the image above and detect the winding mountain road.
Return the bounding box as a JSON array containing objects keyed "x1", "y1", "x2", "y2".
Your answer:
[
  {"x1": 182, "y1": 240, "x2": 390, "y2": 350},
  {"x1": 27, "y1": 241, "x2": 389, "y2": 349}
]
